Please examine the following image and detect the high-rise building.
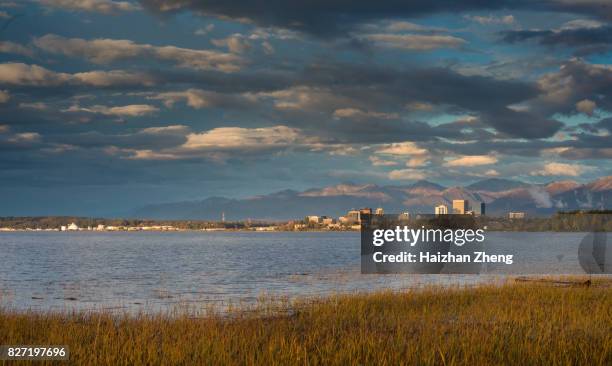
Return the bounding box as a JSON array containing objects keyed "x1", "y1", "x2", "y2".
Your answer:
[
  {"x1": 471, "y1": 202, "x2": 486, "y2": 216},
  {"x1": 434, "y1": 205, "x2": 448, "y2": 215},
  {"x1": 452, "y1": 200, "x2": 469, "y2": 214},
  {"x1": 375, "y1": 207, "x2": 384, "y2": 215}
]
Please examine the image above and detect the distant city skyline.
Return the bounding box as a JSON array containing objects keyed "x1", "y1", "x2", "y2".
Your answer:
[{"x1": 0, "y1": 1, "x2": 611, "y2": 216}]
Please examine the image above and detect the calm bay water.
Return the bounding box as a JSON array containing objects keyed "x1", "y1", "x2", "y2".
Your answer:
[{"x1": 0, "y1": 231, "x2": 600, "y2": 313}]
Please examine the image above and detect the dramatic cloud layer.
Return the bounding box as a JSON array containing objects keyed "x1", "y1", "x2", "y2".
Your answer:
[
  {"x1": 139, "y1": 0, "x2": 612, "y2": 35},
  {"x1": 0, "y1": 0, "x2": 610, "y2": 215}
]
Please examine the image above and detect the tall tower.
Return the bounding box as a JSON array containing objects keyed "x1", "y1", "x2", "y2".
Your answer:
[{"x1": 221, "y1": 212, "x2": 225, "y2": 222}]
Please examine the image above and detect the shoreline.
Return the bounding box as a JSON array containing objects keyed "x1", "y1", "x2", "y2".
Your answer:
[
  {"x1": 0, "y1": 276, "x2": 606, "y2": 316},
  {"x1": 0, "y1": 229, "x2": 606, "y2": 233}
]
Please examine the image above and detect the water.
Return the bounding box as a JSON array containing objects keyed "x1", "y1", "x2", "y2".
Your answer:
[{"x1": 0, "y1": 231, "x2": 603, "y2": 313}]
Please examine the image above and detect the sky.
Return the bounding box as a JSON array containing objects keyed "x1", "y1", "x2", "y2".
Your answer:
[{"x1": 0, "y1": 0, "x2": 611, "y2": 216}]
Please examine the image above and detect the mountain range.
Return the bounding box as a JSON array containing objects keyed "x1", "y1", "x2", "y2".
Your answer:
[{"x1": 133, "y1": 176, "x2": 612, "y2": 220}]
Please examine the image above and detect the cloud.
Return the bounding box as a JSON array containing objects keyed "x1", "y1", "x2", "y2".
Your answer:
[
  {"x1": 369, "y1": 155, "x2": 398, "y2": 166},
  {"x1": 0, "y1": 41, "x2": 34, "y2": 57},
  {"x1": 0, "y1": 63, "x2": 71, "y2": 86},
  {"x1": 105, "y1": 125, "x2": 325, "y2": 161},
  {"x1": 140, "y1": 125, "x2": 189, "y2": 135},
  {"x1": 575, "y1": 99, "x2": 597, "y2": 115},
  {"x1": 532, "y1": 162, "x2": 592, "y2": 177},
  {"x1": 1, "y1": 131, "x2": 42, "y2": 148},
  {"x1": 8, "y1": 132, "x2": 41, "y2": 143},
  {"x1": 118, "y1": 149, "x2": 182, "y2": 160},
  {"x1": 34, "y1": 34, "x2": 244, "y2": 72},
  {"x1": 63, "y1": 104, "x2": 159, "y2": 117},
  {"x1": 0, "y1": 89, "x2": 9, "y2": 103},
  {"x1": 72, "y1": 69, "x2": 156, "y2": 86},
  {"x1": 535, "y1": 59, "x2": 612, "y2": 114},
  {"x1": 464, "y1": 14, "x2": 515, "y2": 25},
  {"x1": 481, "y1": 108, "x2": 562, "y2": 139},
  {"x1": 405, "y1": 101, "x2": 434, "y2": 111},
  {"x1": 139, "y1": 0, "x2": 612, "y2": 36},
  {"x1": 195, "y1": 24, "x2": 215, "y2": 36},
  {"x1": 444, "y1": 155, "x2": 498, "y2": 167},
  {"x1": 557, "y1": 147, "x2": 612, "y2": 160},
  {"x1": 560, "y1": 19, "x2": 606, "y2": 30},
  {"x1": 19, "y1": 102, "x2": 48, "y2": 110},
  {"x1": 211, "y1": 35, "x2": 252, "y2": 54},
  {"x1": 0, "y1": 63, "x2": 155, "y2": 87},
  {"x1": 333, "y1": 108, "x2": 398, "y2": 120},
  {"x1": 298, "y1": 62, "x2": 557, "y2": 139},
  {"x1": 256, "y1": 86, "x2": 356, "y2": 112},
  {"x1": 388, "y1": 168, "x2": 427, "y2": 181},
  {"x1": 406, "y1": 156, "x2": 429, "y2": 168},
  {"x1": 148, "y1": 88, "x2": 255, "y2": 109},
  {"x1": 182, "y1": 126, "x2": 301, "y2": 151},
  {"x1": 51, "y1": 59, "x2": 556, "y2": 141},
  {"x1": 500, "y1": 22, "x2": 612, "y2": 55},
  {"x1": 383, "y1": 21, "x2": 445, "y2": 33},
  {"x1": 56, "y1": 124, "x2": 190, "y2": 151},
  {"x1": 34, "y1": 35, "x2": 143, "y2": 64},
  {"x1": 375, "y1": 142, "x2": 430, "y2": 167},
  {"x1": 362, "y1": 33, "x2": 466, "y2": 50},
  {"x1": 36, "y1": 0, "x2": 139, "y2": 13},
  {"x1": 376, "y1": 142, "x2": 427, "y2": 156}
]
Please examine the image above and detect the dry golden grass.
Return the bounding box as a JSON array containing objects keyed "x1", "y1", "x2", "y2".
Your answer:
[{"x1": 1, "y1": 280, "x2": 611, "y2": 365}]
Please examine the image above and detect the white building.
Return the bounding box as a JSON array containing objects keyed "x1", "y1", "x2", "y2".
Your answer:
[
  {"x1": 306, "y1": 215, "x2": 320, "y2": 224},
  {"x1": 398, "y1": 212, "x2": 410, "y2": 221},
  {"x1": 67, "y1": 222, "x2": 79, "y2": 231},
  {"x1": 434, "y1": 205, "x2": 448, "y2": 215},
  {"x1": 321, "y1": 216, "x2": 334, "y2": 225},
  {"x1": 509, "y1": 212, "x2": 526, "y2": 219}
]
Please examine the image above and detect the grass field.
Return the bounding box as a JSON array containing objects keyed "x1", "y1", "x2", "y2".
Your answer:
[{"x1": 1, "y1": 279, "x2": 611, "y2": 365}]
